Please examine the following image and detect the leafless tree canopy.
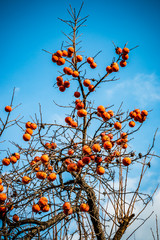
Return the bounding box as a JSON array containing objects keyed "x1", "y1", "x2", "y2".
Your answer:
[{"x1": 0, "y1": 3, "x2": 159, "y2": 240}]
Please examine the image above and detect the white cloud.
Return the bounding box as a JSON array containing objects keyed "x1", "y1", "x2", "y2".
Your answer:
[
  {"x1": 15, "y1": 87, "x2": 20, "y2": 92},
  {"x1": 124, "y1": 188, "x2": 160, "y2": 240},
  {"x1": 99, "y1": 171, "x2": 160, "y2": 240},
  {"x1": 105, "y1": 73, "x2": 160, "y2": 107}
]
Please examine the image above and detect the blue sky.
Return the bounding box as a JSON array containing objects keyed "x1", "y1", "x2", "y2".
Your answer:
[{"x1": 1, "y1": 0, "x2": 160, "y2": 238}]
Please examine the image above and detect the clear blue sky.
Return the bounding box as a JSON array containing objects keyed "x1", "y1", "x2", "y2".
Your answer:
[
  {"x1": 1, "y1": 0, "x2": 160, "y2": 155},
  {"x1": 0, "y1": 1, "x2": 160, "y2": 238}
]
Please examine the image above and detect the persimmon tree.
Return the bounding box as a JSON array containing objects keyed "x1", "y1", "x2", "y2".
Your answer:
[{"x1": 0, "y1": 3, "x2": 159, "y2": 240}]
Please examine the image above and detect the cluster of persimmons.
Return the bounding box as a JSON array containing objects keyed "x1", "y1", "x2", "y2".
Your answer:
[{"x1": 0, "y1": 42, "x2": 149, "y2": 223}]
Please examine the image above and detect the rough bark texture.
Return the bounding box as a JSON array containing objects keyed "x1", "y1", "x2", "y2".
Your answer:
[
  {"x1": 80, "y1": 179, "x2": 106, "y2": 240},
  {"x1": 112, "y1": 214, "x2": 135, "y2": 240}
]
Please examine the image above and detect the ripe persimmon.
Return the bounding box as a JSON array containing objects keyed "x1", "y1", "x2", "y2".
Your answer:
[
  {"x1": 103, "y1": 141, "x2": 112, "y2": 150},
  {"x1": 63, "y1": 67, "x2": 69, "y2": 74},
  {"x1": 32, "y1": 204, "x2": 41, "y2": 213},
  {"x1": 65, "y1": 117, "x2": 73, "y2": 125},
  {"x1": 25, "y1": 128, "x2": 33, "y2": 135},
  {"x1": 0, "y1": 185, "x2": 4, "y2": 192},
  {"x1": 141, "y1": 110, "x2": 148, "y2": 116},
  {"x1": 129, "y1": 121, "x2": 135, "y2": 127},
  {"x1": 114, "y1": 122, "x2": 122, "y2": 130},
  {"x1": 68, "y1": 149, "x2": 74, "y2": 155},
  {"x1": 56, "y1": 50, "x2": 63, "y2": 57},
  {"x1": 56, "y1": 76, "x2": 63, "y2": 82},
  {"x1": 63, "y1": 202, "x2": 71, "y2": 210},
  {"x1": 83, "y1": 79, "x2": 91, "y2": 87},
  {"x1": 23, "y1": 133, "x2": 31, "y2": 141},
  {"x1": 64, "y1": 158, "x2": 71, "y2": 165},
  {"x1": 57, "y1": 57, "x2": 65, "y2": 65},
  {"x1": 67, "y1": 68, "x2": 73, "y2": 75},
  {"x1": 82, "y1": 145, "x2": 91, "y2": 154},
  {"x1": 134, "y1": 109, "x2": 141, "y2": 114},
  {"x1": 41, "y1": 204, "x2": 50, "y2": 212},
  {"x1": 10, "y1": 156, "x2": 17, "y2": 164},
  {"x1": 77, "y1": 160, "x2": 85, "y2": 168},
  {"x1": 48, "y1": 165, "x2": 53, "y2": 171},
  {"x1": 76, "y1": 102, "x2": 84, "y2": 110},
  {"x1": 116, "y1": 47, "x2": 122, "y2": 55},
  {"x1": 45, "y1": 143, "x2": 51, "y2": 149},
  {"x1": 68, "y1": 52, "x2": 73, "y2": 58},
  {"x1": 122, "y1": 54, "x2": 129, "y2": 60},
  {"x1": 22, "y1": 176, "x2": 31, "y2": 184},
  {"x1": 106, "y1": 66, "x2": 113, "y2": 73},
  {"x1": 68, "y1": 47, "x2": 74, "y2": 53},
  {"x1": 2, "y1": 158, "x2": 10, "y2": 166},
  {"x1": 64, "y1": 81, "x2": 70, "y2": 88},
  {"x1": 59, "y1": 86, "x2": 66, "y2": 92},
  {"x1": 90, "y1": 62, "x2": 97, "y2": 69},
  {"x1": 13, "y1": 214, "x2": 19, "y2": 222},
  {"x1": 0, "y1": 193, "x2": 7, "y2": 202},
  {"x1": 122, "y1": 47, "x2": 130, "y2": 54},
  {"x1": 36, "y1": 172, "x2": 47, "y2": 180},
  {"x1": 88, "y1": 85, "x2": 95, "y2": 92},
  {"x1": 74, "y1": 91, "x2": 80, "y2": 98},
  {"x1": 47, "y1": 173, "x2": 56, "y2": 181},
  {"x1": 71, "y1": 121, "x2": 78, "y2": 128},
  {"x1": 52, "y1": 54, "x2": 59, "y2": 62},
  {"x1": 5, "y1": 106, "x2": 12, "y2": 112},
  {"x1": 39, "y1": 197, "x2": 48, "y2": 207},
  {"x1": 72, "y1": 71, "x2": 79, "y2": 77},
  {"x1": 121, "y1": 132, "x2": 128, "y2": 139},
  {"x1": 63, "y1": 207, "x2": 73, "y2": 215},
  {"x1": 62, "y1": 50, "x2": 68, "y2": 57},
  {"x1": 122, "y1": 157, "x2": 131, "y2": 166},
  {"x1": 51, "y1": 142, "x2": 57, "y2": 149},
  {"x1": 67, "y1": 163, "x2": 77, "y2": 172},
  {"x1": 76, "y1": 55, "x2": 83, "y2": 62},
  {"x1": 111, "y1": 62, "x2": 119, "y2": 72},
  {"x1": 87, "y1": 57, "x2": 94, "y2": 64},
  {"x1": 41, "y1": 154, "x2": 49, "y2": 163},
  {"x1": 80, "y1": 203, "x2": 90, "y2": 212},
  {"x1": 101, "y1": 135, "x2": 110, "y2": 143},
  {"x1": 77, "y1": 109, "x2": 87, "y2": 117},
  {"x1": 101, "y1": 112, "x2": 111, "y2": 121},
  {"x1": 95, "y1": 156, "x2": 102, "y2": 163},
  {"x1": 129, "y1": 111, "x2": 136, "y2": 118},
  {"x1": 108, "y1": 110, "x2": 114, "y2": 117},
  {"x1": 120, "y1": 60, "x2": 127, "y2": 67},
  {"x1": 14, "y1": 153, "x2": 20, "y2": 160},
  {"x1": 122, "y1": 143, "x2": 128, "y2": 149},
  {"x1": 82, "y1": 156, "x2": 91, "y2": 164},
  {"x1": 96, "y1": 166, "x2": 105, "y2": 175},
  {"x1": 30, "y1": 123, "x2": 37, "y2": 130},
  {"x1": 26, "y1": 121, "x2": 31, "y2": 128},
  {"x1": 92, "y1": 144, "x2": 101, "y2": 152},
  {"x1": 97, "y1": 105, "x2": 105, "y2": 113}
]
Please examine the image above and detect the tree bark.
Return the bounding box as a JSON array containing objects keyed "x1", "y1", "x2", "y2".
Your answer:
[
  {"x1": 112, "y1": 214, "x2": 135, "y2": 240},
  {"x1": 80, "y1": 179, "x2": 106, "y2": 240}
]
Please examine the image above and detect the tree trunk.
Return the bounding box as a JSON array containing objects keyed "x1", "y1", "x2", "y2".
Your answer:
[
  {"x1": 80, "y1": 179, "x2": 106, "y2": 240},
  {"x1": 112, "y1": 214, "x2": 135, "y2": 240}
]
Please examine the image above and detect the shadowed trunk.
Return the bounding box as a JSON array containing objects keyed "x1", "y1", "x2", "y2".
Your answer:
[{"x1": 80, "y1": 179, "x2": 106, "y2": 240}]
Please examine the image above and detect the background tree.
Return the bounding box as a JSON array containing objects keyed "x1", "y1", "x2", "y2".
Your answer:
[{"x1": 0, "y1": 3, "x2": 159, "y2": 240}]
